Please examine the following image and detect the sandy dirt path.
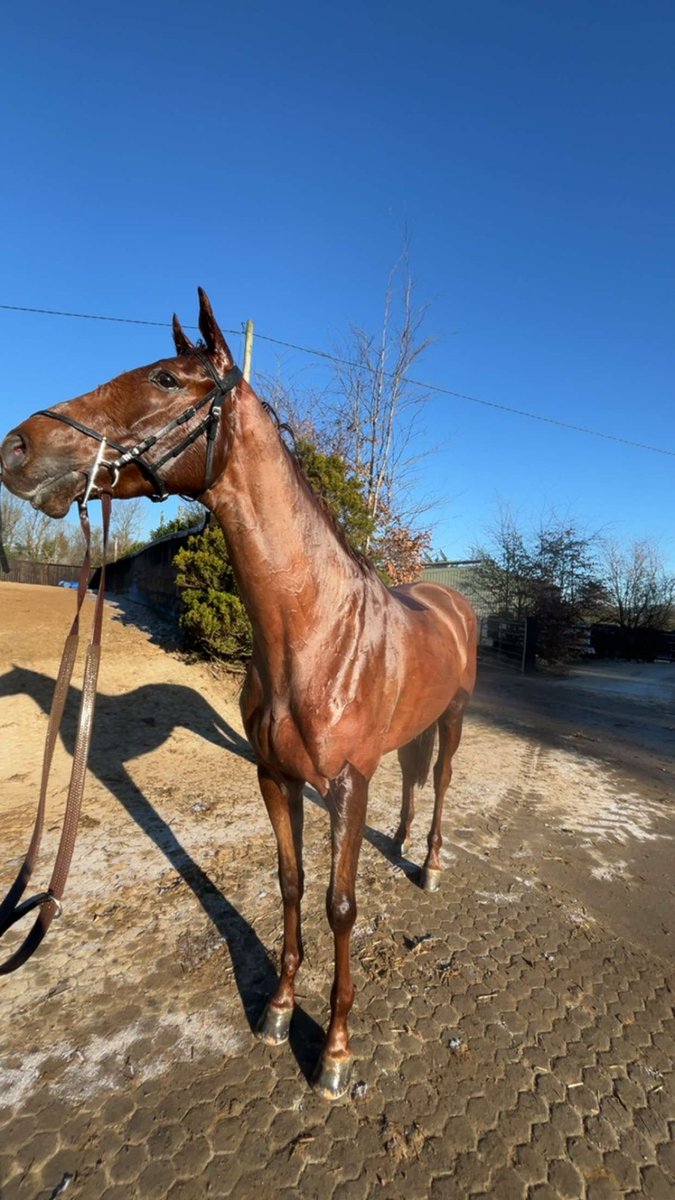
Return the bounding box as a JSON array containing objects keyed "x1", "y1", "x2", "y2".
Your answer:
[{"x1": 1, "y1": 583, "x2": 673, "y2": 1199}]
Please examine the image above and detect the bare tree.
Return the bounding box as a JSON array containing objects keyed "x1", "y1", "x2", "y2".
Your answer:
[
  {"x1": 601, "y1": 538, "x2": 675, "y2": 631},
  {"x1": 255, "y1": 248, "x2": 437, "y2": 584},
  {"x1": 474, "y1": 505, "x2": 605, "y2": 618},
  {"x1": 532, "y1": 514, "x2": 606, "y2": 613},
  {"x1": 255, "y1": 371, "x2": 326, "y2": 447},
  {"x1": 0, "y1": 491, "x2": 26, "y2": 552},
  {"x1": 330, "y1": 243, "x2": 435, "y2": 549},
  {"x1": 0, "y1": 492, "x2": 145, "y2": 565},
  {"x1": 109, "y1": 498, "x2": 144, "y2": 559},
  {"x1": 12, "y1": 504, "x2": 70, "y2": 562},
  {"x1": 472, "y1": 503, "x2": 535, "y2": 617},
  {"x1": 472, "y1": 504, "x2": 608, "y2": 660}
]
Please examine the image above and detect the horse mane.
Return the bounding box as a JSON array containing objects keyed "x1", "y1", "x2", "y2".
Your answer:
[
  {"x1": 184, "y1": 345, "x2": 375, "y2": 576},
  {"x1": 259, "y1": 399, "x2": 376, "y2": 577}
]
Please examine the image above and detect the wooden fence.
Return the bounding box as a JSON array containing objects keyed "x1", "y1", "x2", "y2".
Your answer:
[
  {"x1": 89, "y1": 528, "x2": 197, "y2": 617},
  {"x1": 1, "y1": 529, "x2": 199, "y2": 618},
  {"x1": 0, "y1": 560, "x2": 84, "y2": 587}
]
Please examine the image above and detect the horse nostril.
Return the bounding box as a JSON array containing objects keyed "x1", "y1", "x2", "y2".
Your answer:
[{"x1": 0, "y1": 432, "x2": 27, "y2": 473}]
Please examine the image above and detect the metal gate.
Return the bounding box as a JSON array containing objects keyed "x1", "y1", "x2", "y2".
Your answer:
[{"x1": 478, "y1": 615, "x2": 536, "y2": 673}]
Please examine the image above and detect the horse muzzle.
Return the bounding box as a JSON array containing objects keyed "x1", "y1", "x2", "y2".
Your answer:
[{"x1": 0, "y1": 427, "x2": 86, "y2": 517}]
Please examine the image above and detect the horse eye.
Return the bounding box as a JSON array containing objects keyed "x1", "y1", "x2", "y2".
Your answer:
[{"x1": 152, "y1": 370, "x2": 180, "y2": 390}]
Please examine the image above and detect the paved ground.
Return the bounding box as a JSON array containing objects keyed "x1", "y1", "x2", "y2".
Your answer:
[{"x1": 0, "y1": 585, "x2": 673, "y2": 1199}]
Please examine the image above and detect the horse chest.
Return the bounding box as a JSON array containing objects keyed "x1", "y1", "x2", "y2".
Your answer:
[
  {"x1": 242, "y1": 691, "x2": 320, "y2": 787},
  {"x1": 242, "y1": 665, "x2": 372, "y2": 791}
]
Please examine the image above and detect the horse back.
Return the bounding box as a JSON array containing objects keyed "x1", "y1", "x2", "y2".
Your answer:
[
  {"x1": 384, "y1": 580, "x2": 478, "y2": 745},
  {"x1": 390, "y1": 580, "x2": 477, "y2": 663}
]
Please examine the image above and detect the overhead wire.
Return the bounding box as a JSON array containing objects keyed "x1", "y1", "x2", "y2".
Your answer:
[{"x1": 1, "y1": 302, "x2": 673, "y2": 459}]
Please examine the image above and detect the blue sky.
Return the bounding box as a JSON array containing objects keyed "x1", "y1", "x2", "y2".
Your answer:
[{"x1": 1, "y1": 0, "x2": 673, "y2": 566}]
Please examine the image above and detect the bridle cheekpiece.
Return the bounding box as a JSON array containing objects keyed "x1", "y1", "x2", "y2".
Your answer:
[{"x1": 35, "y1": 351, "x2": 242, "y2": 502}]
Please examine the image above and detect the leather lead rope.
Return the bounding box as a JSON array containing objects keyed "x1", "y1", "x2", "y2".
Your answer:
[
  {"x1": 0, "y1": 492, "x2": 111, "y2": 974},
  {"x1": 0, "y1": 481, "x2": 10, "y2": 573}
]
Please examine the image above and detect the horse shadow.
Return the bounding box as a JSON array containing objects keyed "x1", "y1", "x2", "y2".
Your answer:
[{"x1": 0, "y1": 665, "x2": 324, "y2": 1078}]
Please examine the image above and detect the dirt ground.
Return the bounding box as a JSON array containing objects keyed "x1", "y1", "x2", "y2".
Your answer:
[
  {"x1": 1, "y1": 583, "x2": 674, "y2": 1199},
  {"x1": 465, "y1": 656, "x2": 675, "y2": 965}
]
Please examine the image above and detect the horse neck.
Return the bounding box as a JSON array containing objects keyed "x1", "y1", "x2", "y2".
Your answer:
[{"x1": 205, "y1": 388, "x2": 366, "y2": 647}]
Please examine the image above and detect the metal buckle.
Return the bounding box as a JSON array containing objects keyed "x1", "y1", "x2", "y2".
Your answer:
[
  {"x1": 43, "y1": 893, "x2": 63, "y2": 918},
  {"x1": 82, "y1": 438, "x2": 109, "y2": 506},
  {"x1": 3, "y1": 891, "x2": 62, "y2": 930}
]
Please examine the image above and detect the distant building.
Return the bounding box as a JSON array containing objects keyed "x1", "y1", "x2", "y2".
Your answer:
[{"x1": 420, "y1": 559, "x2": 489, "y2": 617}]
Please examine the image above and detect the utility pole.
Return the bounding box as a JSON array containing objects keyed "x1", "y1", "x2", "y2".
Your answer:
[{"x1": 243, "y1": 319, "x2": 254, "y2": 382}]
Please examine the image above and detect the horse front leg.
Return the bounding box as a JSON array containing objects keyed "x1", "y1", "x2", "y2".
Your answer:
[
  {"x1": 314, "y1": 763, "x2": 368, "y2": 1100},
  {"x1": 256, "y1": 766, "x2": 305, "y2": 1045}
]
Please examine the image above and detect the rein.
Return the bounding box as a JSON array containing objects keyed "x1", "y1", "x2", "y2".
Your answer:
[
  {"x1": 34, "y1": 354, "x2": 243, "y2": 502},
  {"x1": 0, "y1": 493, "x2": 111, "y2": 973},
  {"x1": 0, "y1": 351, "x2": 242, "y2": 972}
]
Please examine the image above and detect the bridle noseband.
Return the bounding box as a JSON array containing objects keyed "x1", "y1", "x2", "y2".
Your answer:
[{"x1": 35, "y1": 351, "x2": 243, "y2": 502}]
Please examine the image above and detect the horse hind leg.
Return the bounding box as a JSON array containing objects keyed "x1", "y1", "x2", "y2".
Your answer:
[
  {"x1": 394, "y1": 724, "x2": 436, "y2": 854},
  {"x1": 422, "y1": 693, "x2": 468, "y2": 892}
]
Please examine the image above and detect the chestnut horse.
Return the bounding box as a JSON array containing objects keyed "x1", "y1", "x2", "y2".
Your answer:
[{"x1": 0, "y1": 290, "x2": 477, "y2": 1098}]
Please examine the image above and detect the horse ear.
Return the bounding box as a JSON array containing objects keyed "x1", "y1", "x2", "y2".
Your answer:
[
  {"x1": 172, "y1": 314, "x2": 195, "y2": 355},
  {"x1": 197, "y1": 287, "x2": 234, "y2": 367}
]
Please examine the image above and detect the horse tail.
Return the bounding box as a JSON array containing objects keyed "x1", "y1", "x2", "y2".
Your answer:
[{"x1": 412, "y1": 723, "x2": 437, "y2": 788}]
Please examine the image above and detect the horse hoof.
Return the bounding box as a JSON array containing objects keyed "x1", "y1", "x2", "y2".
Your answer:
[
  {"x1": 394, "y1": 838, "x2": 407, "y2": 858},
  {"x1": 256, "y1": 1003, "x2": 293, "y2": 1045},
  {"x1": 422, "y1": 867, "x2": 442, "y2": 892},
  {"x1": 312, "y1": 1053, "x2": 353, "y2": 1100}
]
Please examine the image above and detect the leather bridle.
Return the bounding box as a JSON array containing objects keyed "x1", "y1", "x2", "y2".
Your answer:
[
  {"x1": 34, "y1": 351, "x2": 243, "y2": 502},
  {"x1": 0, "y1": 352, "x2": 242, "y2": 973}
]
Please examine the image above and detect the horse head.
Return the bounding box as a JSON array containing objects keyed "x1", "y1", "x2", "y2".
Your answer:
[{"x1": 0, "y1": 290, "x2": 240, "y2": 517}]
